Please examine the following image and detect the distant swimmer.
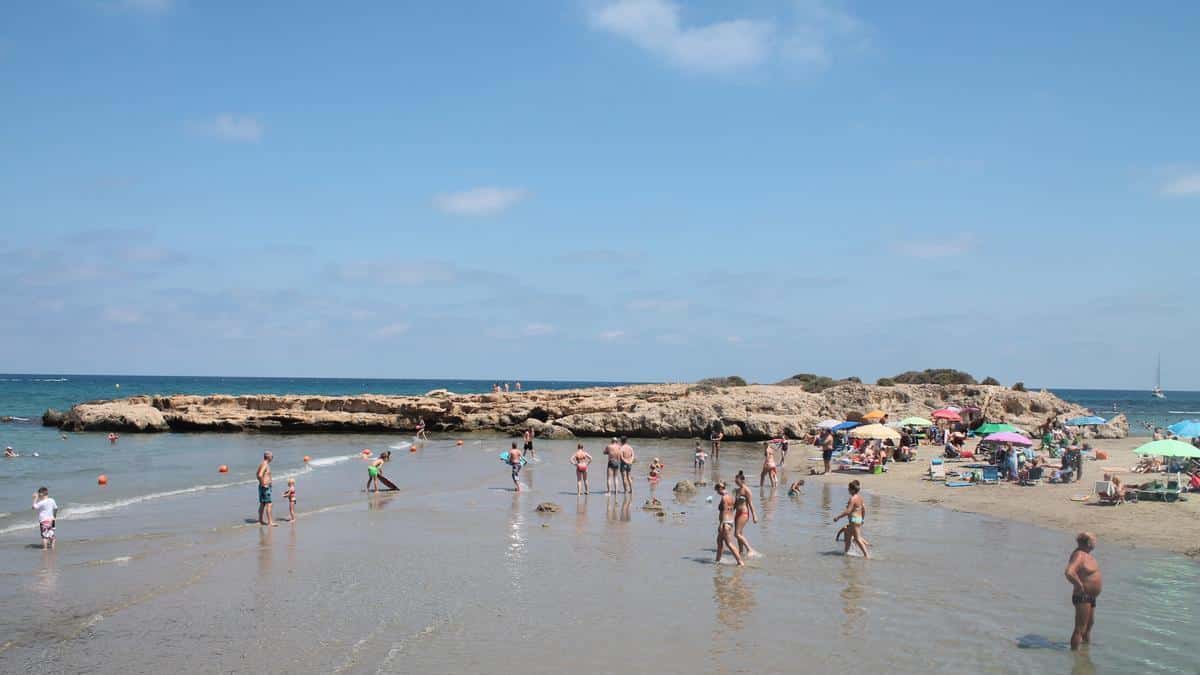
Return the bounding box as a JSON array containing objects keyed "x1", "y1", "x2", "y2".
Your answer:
[
  {"x1": 523, "y1": 427, "x2": 536, "y2": 459},
  {"x1": 760, "y1": 442, "x2": 778, "y2": 488},
  {"x1": 107, "y1": 433, "x2": 119, "y2": 445},
  {"x1": 713, "y1": 482, "x2": 743, "y2": 566},
  {"x1": 366, "y1": 451, "x2": 392, "y2": 492},
  {"x1": 619, "y1": 437, "x2": 636, "y2": 494},
  {"x1": 571, "y1": 443, "x2": 592, "y2": 495},
  {"x1": 32, "y1": 486, "x2": 58, "y2": 550},
  {"x1": 508, "y1": 441, "x2": 524, "y2": 492},
  {"x1": 1065, "y1": 532, "x2": 1102, "y2": 651},
  {"x1": 832, "y1": 479, "x2": 869, "y2": 558},
  {"x1": 4, "y1": 446, "x2": 17, "y2": 458},
  {"x1": 515, "y1": 381, "x2": 522, "y2": 391},
  {"x1": 603, "y1": 437, "x2": 621, "y2": 495},
  {"x1": 733, "y1": 471, "x2": 757, "y2": 557},
  {"x1": 256, "y1": 451, "x2": 275, "y2": 526}
]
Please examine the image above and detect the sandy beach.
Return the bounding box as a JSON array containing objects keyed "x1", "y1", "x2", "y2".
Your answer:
[{"x1": 792, "y1": 436, "x2": 1200, "y2": 556}]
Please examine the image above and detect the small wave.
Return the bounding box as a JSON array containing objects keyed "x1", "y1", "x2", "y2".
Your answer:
[
  {"x1": 0, "y1": 522, "x2": 33, "y2": 536},
  {"x1": 306, "y1": 455, "x2": 355, "y2": 468},
  {"x1": 62, "y1": 479, "x2": 258, "y2": 519},
  {"x1": 33, "y1": 378, "x2": 68, "y2": 382},
  {"x1": 388, "y1": 441, "x2": 412, "y2": 451}
]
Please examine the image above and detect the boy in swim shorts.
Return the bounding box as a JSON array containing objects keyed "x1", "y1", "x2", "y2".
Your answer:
[
  {"x1": 32, "y1": 486, "x2": 58, "y2": 550},
  {"x1": 508, "y1": 442, "x2": 523, "y2": 492}
]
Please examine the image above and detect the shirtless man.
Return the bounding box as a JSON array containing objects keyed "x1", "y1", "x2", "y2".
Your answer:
[
  {"x1": 256, "y1": 451, "x2": 274, "y2": 526},
  {"x1": 619, "y1": 436, "x2": 636, "y2": 494},
  {"x1": 571, "y1": 443, "x2": 592, "y2": 495},
  {"x1": 603, "y1": 437, "x2": 621, "y2": 495},
  {"x1": 1065, "y1": 532, "x2": 1102, "y2": 650},
  {"x1": 710, "y1": 428, "x2": 723, "y2": 461},
  {"x1": 833, "y1": 479, "x2": 868, "y2": 558},
  {"x1": 508, "y1": 441, "x2": 524, "y2": 492},
  {"x1": 714, "y1": 482, "x2": 744, "y2": 566},
  {"x1": 523, "y1": 427, "x2": 536, "y2": 459},
  {"x1": 819, "y1": 429, "x2": 835, "y2": 475}
]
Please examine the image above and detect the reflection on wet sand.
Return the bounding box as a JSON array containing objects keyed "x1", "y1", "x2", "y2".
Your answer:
[
  {"x1": 258, "y1": 526, "x2": 273, "y2": 581},
  {"x1": 838, "y1": 558, "x2": 866, "y2": 639},
  {"x1": 505, "y1": 492, "x2": 526, "y2": 590},
  {"x1": 712, "y1": 567, "x2": 756, "y2": 632},
  {"x1": 574, "y1": 495, "x2": 588, "y2": 536},
  {"x1": 32, "y1": 553, "x2": 59, "y2": 606}
]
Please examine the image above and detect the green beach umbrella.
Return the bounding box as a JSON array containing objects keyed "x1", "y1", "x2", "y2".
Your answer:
[
  {"x1": 899, "y1": 416, "x2": 933, "y2": 427},
  {"x1": 1133, "y1": 439, "x2": 1200, "y2": 459},
  {"x1": 975, "y1": 422, "x2": 1019, "y2": 435}
]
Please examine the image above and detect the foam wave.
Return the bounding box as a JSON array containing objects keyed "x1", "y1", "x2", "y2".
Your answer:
[
  {"x1": 33, "y1": 378, "x2": 68, "y2": 382},
  {"x1": 388, "y1": 441, "x2": 413, "y2": 451},
  {"x1": 0, "y1": 522, "x2": 32, "y2": 536},
  {"x1": 306, "y1": 455, "x2": 355, "y2": 468}
]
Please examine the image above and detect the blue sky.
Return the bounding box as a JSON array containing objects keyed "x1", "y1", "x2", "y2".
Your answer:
[{"x1": 2, "y1": 1, "x2": 1198, "y2": 388}]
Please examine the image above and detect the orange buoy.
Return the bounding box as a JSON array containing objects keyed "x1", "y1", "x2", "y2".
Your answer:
[
  {"x1": 410, "y1": 446, "x2": 418, "y2": 452},
  {"x1": 97, "y1": 474, "x2": 108, "y2": 485},
  {"x1": 456, "y1": 440, "x2": 464, "y2": 446},
  {"x1": 361, "y1": 449, "x2": 372, "y2": 457},
  {"x1": 303, "y1": 455, "x2": 311, "y2": 463},
  {"x1": 1096, "y1": 450, "x2": 1109, "y2": 460},
  {"x1": 218, "y1": 465, "x2": 229, "y2": 473}
]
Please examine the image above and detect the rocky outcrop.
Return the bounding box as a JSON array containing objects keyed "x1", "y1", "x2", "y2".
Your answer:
[{"x1": 45, "y1": 383, "x2": 1114, "y2": 439}]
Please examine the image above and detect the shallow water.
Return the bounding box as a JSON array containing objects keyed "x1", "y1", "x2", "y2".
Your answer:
[{"x1": 0, "y1": 434, "x2": 1197, "y2": 674}]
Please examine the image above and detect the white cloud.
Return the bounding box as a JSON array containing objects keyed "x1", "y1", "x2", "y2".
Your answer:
[
  {"x1": 193, "y1": 114, "x2": 263, "y2": 143},
  {"x1": 893, "y1": 234, "x2": 976, "y2": 259},
  {"x1": 521, "y1": 323, "x2": 556, "y2": 337},
  {"x1": 599, "y1": 330, "x2": 626, "y2": 341},
  {"x1": 433, "y1": 187, "x2": 529, "y2": 216},
  {"x1": 113, "y1": 0, "x2": 174, "y2": 13},
  {"x1": 372, "y1": 322, "x2": 410, "y2": 338},
  {"x1": 1162, "y1": 174, "x2": 1200, "y2": 197},
  {"x1": 588, "y1": 0, "x2": 863, "y2": 75},
  {"x1": 103, "y1": 307, "x2": 143, "y2": 324}
]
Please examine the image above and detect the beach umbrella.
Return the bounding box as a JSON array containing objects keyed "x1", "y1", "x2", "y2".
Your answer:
[
  {"x1": 931, "y1": 408, "x2": 962, "y2": 421},
  {"x1": 899, "y1": 416, "x2": 933, "y2": 427},
  {"x1": 975, "y1": 422, "x2": 1018, "y2": 436},
  {"x1": 831, "y1": 421, "x2": 861, "y2": 432},
  {"x1": 845, "y1": 411, "x2": 866, "y2": 423},
  {"x1": 1066, "y1": 416, "x2": 1107, "y2": 427},
  {"x1": 862, "y1": 410, "x2": 887, "y2": 421},
  {"x1": 1166, "y1": 420, "x2": 1200, "y2": 438},
  {"x1": 816, "y1": 419, "x2": 842, "y2": 429},
  {"x1": 849, "y1": 423, "x2": 901, "y2": 441},
  {"x1": 982, "y1": 432, "x2": 1034, "y2": 446},
  {"x1": 1133, "y1": 439, "x2": 1200, "y2": 459}
]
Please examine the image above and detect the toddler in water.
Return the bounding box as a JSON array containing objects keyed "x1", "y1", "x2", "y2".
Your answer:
[
  {"x1": 648, "y1": 458, "x2": 664, "y2": 482},
  {"x1": 283, "y1": 478, "x2": 297, "y2": 521},
  {"x1": 693, "y1": 442, "x2": 706, "y2": 470},
  {"x1": 32, "y1": 486, "x2": 58, "y2": 549}
]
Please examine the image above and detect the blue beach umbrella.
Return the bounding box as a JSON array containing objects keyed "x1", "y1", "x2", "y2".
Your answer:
[
  {"x1": 1066, "y1": 416, "x2": 1107, "y2": 426},
  {"x1": 1167, "y1": 420, "x2": 1200, "y2": 438},
  {"x1": 831, "y1": 421, "x2": 861, "y2": 431}
]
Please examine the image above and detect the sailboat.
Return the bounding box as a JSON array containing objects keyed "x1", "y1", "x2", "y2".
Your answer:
[{"x1": 1152, "y1": 354, "x2": 1165, "y2": 399}]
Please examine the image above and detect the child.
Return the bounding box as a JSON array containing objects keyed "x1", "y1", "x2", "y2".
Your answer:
[
  {"x1": 787, "y1": 479, "x2": 804, "y2": 496},
  {"x1": 648, "y1": 458, "x2": 664, "y2": 482},
  {"x1": 693, "y1": 442, "x2": 706, "y2": 471},
  {"x1": 283, "y1": 478, "x2": 297, "y2": 521},
  {"x1": 32, "y1": 487, "x2": 58, "y2": 550}
]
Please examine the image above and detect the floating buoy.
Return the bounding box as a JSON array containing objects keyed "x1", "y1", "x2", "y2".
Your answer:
[
  {"x1": 456, "y1": 440, "x2": 464, "y2": 446},
  {"x1": 218, "y1": 465, "x2": 229, "y2": 473},
  {"x1": 410, "y1": 446, "x2": 418, "y2": 453},
  {"x1": 1096, "y1": 450, "x2": 1109, "y2": 460},
  {"x1": 303, "y1": 455, "x2": 311, "y2": 463},
  {"x1": 98, "y1": 474, "x2": 108, "y2": 485},
  {"x1": 361, "y1": 449, "x2": 372, "y2": 457}
]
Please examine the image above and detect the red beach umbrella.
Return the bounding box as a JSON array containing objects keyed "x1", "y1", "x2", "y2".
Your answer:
[{"x1": 931, "y1": 408, "x2": 962, "y2": 421}]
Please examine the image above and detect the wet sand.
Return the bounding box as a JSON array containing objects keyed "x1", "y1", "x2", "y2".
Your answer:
[
  {"x1": 0, "y1": 436, "x2": 1196, "y2": 674},
  {"x1": 790, "y1": 437, "x2": 1200, "y2": 556}
]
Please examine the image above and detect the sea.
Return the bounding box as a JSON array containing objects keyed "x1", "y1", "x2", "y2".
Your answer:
[{"x1": 0, "y1": 375, "x2": 1197, "y2": 673}]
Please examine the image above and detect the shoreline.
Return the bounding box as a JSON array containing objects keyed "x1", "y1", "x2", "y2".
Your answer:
[{"x1": 786, "y1": 436, "x2": 1200, "y2": 556}]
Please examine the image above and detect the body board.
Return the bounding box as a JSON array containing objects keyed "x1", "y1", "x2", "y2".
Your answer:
[{"x1": 377, "y1": 474, "x2": 399, "y2": 491}]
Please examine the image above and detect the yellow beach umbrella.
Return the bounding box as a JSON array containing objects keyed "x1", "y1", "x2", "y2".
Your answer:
[
  {"x1": 862, "y1": 410, "x2": 887, "y2": 421},
  {"x1": 849, "y1": 423, "x2": 901, "y2": 441}
]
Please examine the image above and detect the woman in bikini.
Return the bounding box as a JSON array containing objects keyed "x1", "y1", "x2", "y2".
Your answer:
[
  {"x1": 713, "y1": 482, "x2": 743, "y2": 566},
  {"x1": 760, "y1": 442, "x2": 778, "y2": 487},
  {"x1": 571, "y1": 443, "x2": 592, "y2": 495},
  {"x1": 833, "y1": 479, "x2": 870, "y2": 558},
  {"x1": 733, "y1": 471, "x2": 758, "y2": 557}
]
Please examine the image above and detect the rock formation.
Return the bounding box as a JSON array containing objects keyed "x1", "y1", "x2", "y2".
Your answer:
[{"x1": 46, "y1": 383, "x2": 1118, "y2": 439}]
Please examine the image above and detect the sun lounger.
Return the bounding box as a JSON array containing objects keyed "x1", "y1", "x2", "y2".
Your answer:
[
  {"x1": 1135, "y1": 478, "x2": 1184, "y2": 502},
  {"x1": 980, "y1": 466, "x2": 999, "y2": 484},
  {"x1": 1020, "y1": 466, "x2": 1044, "y2": 486},
  {"x1": 1095, "y1": 480, "x2": 1123, "y2": 505},
  {"x1": 929, "y1": 460, "x2": 946, "y2": 480}
]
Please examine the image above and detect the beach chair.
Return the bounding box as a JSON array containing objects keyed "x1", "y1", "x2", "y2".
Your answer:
[
  {"x1": 1020, "y1": 466, "x2": 1044, "y2": 486},
  {"x1": 1095, "y1": 480, "x2": 1123, "y2": 505},
  {"x1": 929, "y1": 459, "x2": 946, "y2": 481},
  {"x1": 980, "y1": 466, "x2": 999, "y2": 484}
]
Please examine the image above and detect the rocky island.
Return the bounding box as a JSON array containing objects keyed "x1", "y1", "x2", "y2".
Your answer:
[{"x1": 43, "y1": 382, "x2": 1128, "y2": 440}]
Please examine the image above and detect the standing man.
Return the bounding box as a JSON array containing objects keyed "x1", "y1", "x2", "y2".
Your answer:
[
  {"x1": 710, "y1": 426, "x2": 723, "y2": 461},
  {"x1": 818, "y1": 428, "x2": 835, "y2": 475},
  {"x1": 619, "y1": 436, "x2": 636, "y2": 494},
  {"x1": 32, "y1": 486, "x2": 58, "y2": 550},
  {"x1": 257, "y1": 451, "x2": 274, "y2": 526},
  {"x1": 1065, "y1": 532, "x2": 1102, "y2": 650},
  {"x1": 603, "y1": 437, "x2": 621, "y2": 495},
  {"x1": 523, "y1": 427, "x2": 536, "y2": 459}
]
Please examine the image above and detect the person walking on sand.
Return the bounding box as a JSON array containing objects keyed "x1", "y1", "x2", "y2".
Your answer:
[
  {"x1": 733, "y1": 471, "x2": 758, "y2": 557},
  {"x1": 523, "y1": 427, "x2": 536, "y2": 459},
  {"x1": 1065, "y1": 532, "x2": 1102, "y2": 650},
  {"x1": 507, "y1": 441, "x2": 524, "y2": 492},
  {"x1": 833, "y1": 479, "x2": 869, "y2": 558},
  {"x1": 619, "y1": 437, "x2": 636, "y2": 494},
  {"x1": 818, "y1": 428, "x2": 835, "y2": 475},
  {"x1": 32, "y1": 486, "x2": 58, "y2": 550},
  {"x1": 256, "y1": 451, "x2": 274, "y2": 526},
  {"x1": 571, "y1": 443, "x2": 592, "y2": 495},
  {"x1": 714, "y1": 482, "x2": 744, "y2": 567},
  {"x1": 710, "y1": 428, "x2": 723, "y2": 461},
  {"x1": 603, "y1": 437, "x2": 621, "y2": 495}
]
